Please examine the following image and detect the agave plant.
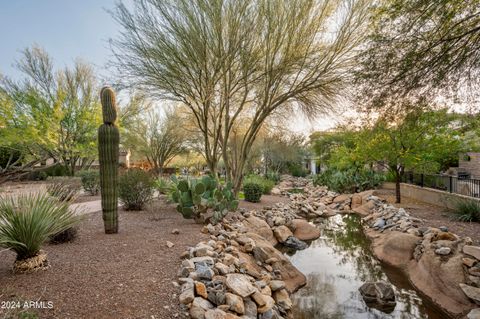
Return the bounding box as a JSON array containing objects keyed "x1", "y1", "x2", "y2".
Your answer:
[
  {"x1": 46, "y1": 180, "x2": 80, "y2": 203},
  {"x1": 0, "y1": 193, "x2": 81, "y2": 272}
]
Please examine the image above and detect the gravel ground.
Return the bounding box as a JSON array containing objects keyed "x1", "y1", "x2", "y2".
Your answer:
[
  {"x1": 375, "y1": 189, "x2": 480, "y2": 245},
  {"x1": 0, "y1": 200, "x2": 208, "y2": 319}
]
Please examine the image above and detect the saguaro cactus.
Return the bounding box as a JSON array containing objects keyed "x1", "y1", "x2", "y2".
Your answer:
[{"x1": 98, "y1": 87, "x2": 120, "y2": 234}]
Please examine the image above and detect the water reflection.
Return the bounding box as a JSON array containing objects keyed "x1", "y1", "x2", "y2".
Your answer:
[{"x1": 283, "y1": 214, "x2": 447, "y2": 319}]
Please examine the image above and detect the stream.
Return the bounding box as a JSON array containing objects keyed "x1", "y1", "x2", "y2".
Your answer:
[{"x1": 281, "y1": 214, "x2": 450, "y2": 319}]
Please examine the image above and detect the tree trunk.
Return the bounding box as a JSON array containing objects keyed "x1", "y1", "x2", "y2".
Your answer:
[{"x1": 395, "y1": 170, "x2": 401, "y2": 203}]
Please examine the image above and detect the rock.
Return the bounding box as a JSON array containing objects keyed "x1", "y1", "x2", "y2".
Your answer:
[
  {"x1": 192, "y1": 296, "x2": 214, "y2": 310},
  {"x1": 464, "y1": 246, "x2": 480, "y2": 260},
  {"x1": 190, "y1": 304, "x2": 206, "y2": 319},
  {"x1": 196, "y1": 263, "x2": 214, "y2": 280},
  {"x1": 171, "y1": 228, "x2": 180, "y2": 234},
  {"x1": 179, "y1": 282, "x2": 195, "y2": 304},
  {"x1": 225, "y1": 292, "x2": 245, "y2": 314},
  {"x1": 257, "y1": 294, "x2": 275, "y2": 314},
  {"x1": 333, "y1": 194, "x2": 351, "y2": 204},
  {"x1": 373, "y1": 218, "x2": 386, "y2": 229},
  {"x1": 166, "y1": 241, "x2": 174, "y2": 248},
  {"x1": 195, "y1": 281, "x2": 208, "y2": 299},
  {"x1": 459, "y1": 284, "x2": 480, "y2": 305},
  {"x1": 269, "y1": 280, "x2": 286, "y2": 292},
  {"x1": 470, "y1": 275, "x2": 480, "y2": 287},
  {"x1": 273, "y1": 226, "x2": 293, "y2": 243},
  {"x1": 359, "y1": 281, "x2": 396, "y2": 312},
  {"x1": 467, "y1": 308, "x2": 480, "y2": 319},
  {"x1": 243, "y1": 298, "x2": 258, "y2": 318},
  {"x1": 205, "y1": 309, "x2": 227, "y2": 319},
  {"x1": 433, "y1": 232, "x2": 457, "y2": 241},
  {"x1": 464, "y1": 258, "x2": 478, "y2": 267},
  {"x1": 435, "y1": 247, "x2": 451, "y2": 255},
  {"x1": 251, "y1": 291, "x2": 267, "y2": 307},
  {"x1": 225, "y1": 274, "x2": 256, "y2": 298},
  {"x1": 369, "y1": 231, "x2": 418, "y2": 268},
  {"x1": 439, "y1": 226, "x2": 448, "y2": 232},
  {"x1": 351, "y1": 194, "x2": 363, "y2": 209},
  {"x1": 273, "y1": 288, "x2": 292, "y2": 310},
  {"x1": 290, "y1": 219, "x2": 320, "y2": 241},
  {"x1": 470, "y1": 265, "x2": 480, "y2": 277},
  {"x1": 242, "y1": 215, "x2": 277, "y2": 245},
  {"x1": 283, "y1": 236, "x2": 308, "y2": 250},
  {"x1": 215, "y1": 262, "x2": 231, "y2": 275}
]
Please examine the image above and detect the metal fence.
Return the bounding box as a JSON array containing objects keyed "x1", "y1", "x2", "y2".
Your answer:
[{"x1": 402, "y1": 172, "x2": 480, "y2": 198}]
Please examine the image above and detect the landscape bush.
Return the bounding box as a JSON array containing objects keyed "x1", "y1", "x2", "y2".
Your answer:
[
  {"x1": 118, "y1": 169, "x2": 154, "y2": 210},
  {"x1": 49, "y1": 226, "x2": 78, "y2": 244},
  {"x1": 243, "y1": 182, "x2": 263, "y2": 202},
  {"x1": 0, "y1": 194, "x2": 81, "y2": 261},
  {"x1": 265, "y1": 171, "x2": 281, "y2": 184},
  {"x1": 313, "y1": 168, "x2": 385, "y2": 193},
  {"x1": 78, "y1": 170, "x2": 100, "y2": 195},
  {"x1": 244, "y1": 174, "x2": 275, "y2": 194},
  {"x1": 287, "y1": 163, "x2": 308, "y2": 177},
  {"x1": 451, "y1": 200, "x2": 480, "y2": 222}
]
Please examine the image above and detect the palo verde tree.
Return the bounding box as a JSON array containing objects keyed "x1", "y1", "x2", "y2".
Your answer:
[
  {"x1": 123, "y1": 106, "x2": 188, "y2": 174},
  {"x1": 112, "y1": 0, "x2": 371, "y2": 193},
  {"x1": 0, "y1": 46, "x2": 101, "y2": 177},
  {"x1": 357, "y1": 0, "x2": 480, "y2": 108}
]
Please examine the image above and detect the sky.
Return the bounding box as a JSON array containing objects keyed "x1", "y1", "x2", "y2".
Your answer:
[{"x1": 0, "y1": 0, "x2": 338, "y2": 134}]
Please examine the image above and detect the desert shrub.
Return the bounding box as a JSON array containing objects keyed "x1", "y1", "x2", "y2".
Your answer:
[
  {"x1": 244, "y1": 175, "x2": 275, "y2": 194},
  {"x1": 450, "y1": 200, "x2": 480, "y2": 222},
  {"x1": 78, "y1": 170, "x2": 100, "y2": 195},
  {"x1": 287, "y1": 163, "x2": 308, "y2": 177},
  {"x1": 313, "y1": 168, "x2": 385, "y2": 193},
  {"x1": 49, "y1": 226, "x2": 78, "y2": 244},
  {"x1": 0, "y1": 194, "x2": 81, "y2": 260},
  {"x1": 46, "y1": 180, "x2": 79, "y2": 202},
  {"x1": 118, "y1": 169, "x2": 154, "y2": 210},
  {"x1": 265, "y1": 171, "x2": 281, "y2": 184},
  {"x1": 243, "y1": 182, "x2": 263, "y2": 202},
  {"x1": 26, "y1": 170, "x2": 48, "y2": 181},
  {"x1": 44, "y1": 164, "x2": 69, "y2": 177},
  {"x1": 154, "y1": 177, "x2": 174, "y2": 195}
]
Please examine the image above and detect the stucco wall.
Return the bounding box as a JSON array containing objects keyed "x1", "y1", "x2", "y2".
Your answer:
[
  {"x1": 459, "y1": 152, "x2": 480, "y2": 178},
  {"x1": 382, "y1": 182, "x2": 480, "y2": 210}
]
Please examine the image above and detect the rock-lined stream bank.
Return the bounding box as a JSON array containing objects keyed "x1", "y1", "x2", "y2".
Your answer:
[{"x1": 176, "y1": 177, "x2": 480, "y2": 319}]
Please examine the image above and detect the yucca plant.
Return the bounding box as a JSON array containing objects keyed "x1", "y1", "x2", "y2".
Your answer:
[
  {"x1": 46, "y1": 180, "x2": 79, "y2": 203},
  {"x1": 0, "y1": 193, "x2": 82, "y2": 273},
  {"x1": 451, "y1": 199, "x2": 480, "y2": 222}
]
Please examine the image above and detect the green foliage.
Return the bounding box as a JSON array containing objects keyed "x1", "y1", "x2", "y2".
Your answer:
[
  {"x1": 98, "y1": 87, "x2": 120, "y2": 233},
  {"x1": 243, "y1": 182, "x2": 263, "y2": 203},
  {"x1": 313, "y1": 168, "x2": 385, "y2": 193},
  {"x1": 244, "y1": 175, "x2": 275, "y2": 195},
  {"x1": 287, "y1": 163, "x2": 308, "y2": 177},
  {"x1": 44, "y1": 164, "x2": 69, "y2": 177},
  {"x1": 78, "y1": 170, "x2": 100, "y2": 195},
  {"x1": 265, "y1": 171, "x2": 280, "y2": 184},
  {"x1": 450, "y1": 200, "x2": 480, "y2": 222},
  {"x1": 170, "y1": 175, "x2": 239, "y2": 224},
  {"x1": 118, "y1": 169, "x2": 154, "y2": 211},
  {"x1": 154, "y1": 177, "x2": 174, "y2": 195},
  {"x1": 46, "y1": 180, "x2": 79, "y2": 203},
  {"x1": 0, "y1": 193, "x2": 81, "y2": 260}
]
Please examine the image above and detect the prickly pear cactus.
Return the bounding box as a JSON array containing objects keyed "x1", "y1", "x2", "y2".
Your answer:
[
  {"x1": 98, "y1": 87, "x2": 120, "y2": 234},
  {"x1": 170, "y1": 175, "x2": 238, "y2": 224}
]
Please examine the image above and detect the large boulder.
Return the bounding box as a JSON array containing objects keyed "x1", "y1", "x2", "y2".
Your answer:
[
  {"x1": 359, "y1": 281, "x2": 396, "y2": 313},
  {"x1": 368, "y1": 230, "x2": 418, "y2": 269},
  {"x1": 242, "y1": 216, "x2": 277, "y2": 245},
  {"x1": 408, "y1": 246, "x2": 475, "y2": 316},
  {"x1": 290, "y1": 219, "x2": 320, "y2": 241},
  {"x1": 273, "y1": 225, "x2": 293, "y2": 243},
  {"x1": 248, "y1": 232, "x2": 306, "y2": 293}
]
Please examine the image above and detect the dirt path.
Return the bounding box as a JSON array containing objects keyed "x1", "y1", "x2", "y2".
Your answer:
[{"x1": 375, "y1": 188, "x2": 480, "y2": 245}]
